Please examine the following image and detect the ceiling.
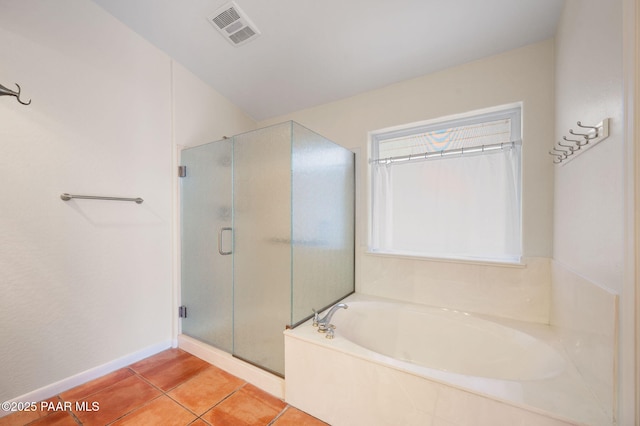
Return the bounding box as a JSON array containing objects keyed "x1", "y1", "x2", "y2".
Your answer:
[{"x1": 91, "y1": 0, "x2": 565, "y2": 121}]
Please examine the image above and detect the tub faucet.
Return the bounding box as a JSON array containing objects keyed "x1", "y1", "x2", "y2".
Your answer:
[{"x1": 313, "y1": 303, "x2": 348, "y2": 335}]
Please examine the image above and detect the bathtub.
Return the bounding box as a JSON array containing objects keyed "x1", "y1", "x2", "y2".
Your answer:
[
  {"x1": 284, "y1": 294, "x2": 610, "y2": 426},
  {"x1": 334, "y1": 300, "x2": 564, "y2": 381}
]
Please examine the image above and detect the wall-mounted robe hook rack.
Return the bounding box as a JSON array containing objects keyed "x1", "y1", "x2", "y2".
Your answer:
[
  {"x1": 549, "y1": 118, "x2": 610, "y2": 165},
  {"x1": 0, "y1": 82, "x2": 31, "y2": 105},
  {"x1": 60, "y1": 193, "x2": 144, "y2": 204}
]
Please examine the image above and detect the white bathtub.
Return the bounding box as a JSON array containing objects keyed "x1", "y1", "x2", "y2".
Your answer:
[
  {"x1": 334, "y1": 300, "x2": 564, "y2": 381},
  {"x1": 284, "y1": 294, "x2": 611, "y2": 426}
]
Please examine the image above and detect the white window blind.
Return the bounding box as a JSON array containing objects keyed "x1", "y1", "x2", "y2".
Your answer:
[{"x1": 369, "y1": 107, "x2": 522, "y2": 262}]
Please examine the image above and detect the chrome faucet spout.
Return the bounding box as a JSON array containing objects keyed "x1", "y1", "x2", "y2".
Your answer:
[{"x1": 316, "y1": 303, "x2": 348, "y2": 332}]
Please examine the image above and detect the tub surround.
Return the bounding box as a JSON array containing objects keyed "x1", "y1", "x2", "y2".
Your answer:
[
  {"x1": 285, "y1": 294, "x2": 610, "y2": 426},
  {"x1": 358, "y1": 254, "x2": 551, "y2": 324},
  {"x1": 550, "y1": 261, "x2": 619, "y2": 423},
  {"x1": 285, "y1": 337, "x2": 575, "y2": 426}
]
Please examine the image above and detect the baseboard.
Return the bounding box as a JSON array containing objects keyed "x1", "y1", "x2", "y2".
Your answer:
[
  {"x1": 177, "y1": 334, "x2": 285, "y2": 399},
  {"x1": 0, "y1": 340, "x2": 172, "y2": 418}
]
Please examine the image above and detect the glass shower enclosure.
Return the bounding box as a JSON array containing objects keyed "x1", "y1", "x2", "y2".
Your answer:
[{"x1": 180, "y1": 121, "x2": 355, "y2": 376}]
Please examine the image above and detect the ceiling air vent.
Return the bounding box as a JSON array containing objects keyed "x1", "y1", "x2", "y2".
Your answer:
[{"x1": 208, "y1": 1, "x2": 261, "y2": 47}]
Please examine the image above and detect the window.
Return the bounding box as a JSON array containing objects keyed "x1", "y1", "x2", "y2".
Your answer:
[{"x1": 369, "y1": 106, "x2": 522, "y2": 263}]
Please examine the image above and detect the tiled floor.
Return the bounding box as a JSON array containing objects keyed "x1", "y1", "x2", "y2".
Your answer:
[{"x1": 0, "y1": 349, "x2": 327, "y2": 426}]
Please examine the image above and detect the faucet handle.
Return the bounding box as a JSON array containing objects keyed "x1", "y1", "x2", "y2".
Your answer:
[
  {"x1": 312, "y1": 309, "x2": 319, "y2": 327},
  {"x1": 325, "y1": 326, "x2": 335, "y2": 339},
  {"x1": 318, "y1": 323, "x2": 335, "y2": 333}
]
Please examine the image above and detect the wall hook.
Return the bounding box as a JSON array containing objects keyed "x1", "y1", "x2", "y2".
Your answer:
[
  {"x1": 548, "y1": 150, "x2": 564, "y2": 163},
  {"x1": 568, "y1": 128, "x2": 592, "y2": 140},
  {"x1": 551, "y1": 147, "x2": 570, "y2": 158},
  {"x1": 576, "y1": 121, "x2": 599, "y2": 137},
  {"x1": 0, "y1": 82, "x2": 31, "y2": 105},
  {"x1": 563, "y1": 135, "x2": 587, "y2": 147},
  {"x1": 557, "y1": 140, "x2": 578, "y2": 153}
]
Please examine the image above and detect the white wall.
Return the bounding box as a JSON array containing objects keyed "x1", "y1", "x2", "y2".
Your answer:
[
  {"x1": 260, "y1": 40, "x2": 556, "y2": 322},
  {"x1": 0, "y1": 0, "x2": 254, "y2": 403},
  {"x1": 550, "y1": 0, "x2": 625, "y2": 421},
  {"x1": 553, "y1": 0, "x2": 624, "y2": 293},
  {"x1": 172, "y1": 61, "x2": 255, "y2": 148}
]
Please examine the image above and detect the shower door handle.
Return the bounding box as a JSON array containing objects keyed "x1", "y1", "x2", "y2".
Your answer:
[{"x1": 218, "y1": 227, "x2": 233, "y2": 255}]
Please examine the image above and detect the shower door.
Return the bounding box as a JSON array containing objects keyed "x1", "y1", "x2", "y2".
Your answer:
[
  {"x1": 180, "y1": 131, "x2": 291, "y2": 376},
  {"x1": 180, "y1": 139, "x2": 233, "y2": 352}
]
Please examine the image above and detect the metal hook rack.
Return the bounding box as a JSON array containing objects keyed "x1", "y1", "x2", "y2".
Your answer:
[{"x1": 549, "y1": 118, "x2": 610, "y2": 165}]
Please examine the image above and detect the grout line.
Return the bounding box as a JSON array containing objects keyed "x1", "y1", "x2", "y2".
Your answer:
[
  {"x1": 268, "y1": 405, "x2": 290, "y2": 425},
  {"x1": 129, "y1": 367, "x2": 206, "y2": 422},
  {"x1": 103, "y1": 394, "x2": 166, "y2": 426},
  {"x1": 21, "y1": 394, "x2": 83, "y2": 426},
  {"x1": 98, "y1": 363, "x2": 185, "y2": 426},
  {"x1": 130, "y1": 369, "x2": 165, "y2": 394},
  {"x1": 66, "y1": 396, "x2": 83, "y2": 426},
  {"x1": 131, "y1": 356, "x2": 252, "y2": 424},
  {"x1": 193, "y1": 382, "x2": 251, "y2": 424}
]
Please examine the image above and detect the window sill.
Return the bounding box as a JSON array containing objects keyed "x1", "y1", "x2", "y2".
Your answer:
[{"x1": 364, "y1": 250, "x2": 526, "y2": 268}]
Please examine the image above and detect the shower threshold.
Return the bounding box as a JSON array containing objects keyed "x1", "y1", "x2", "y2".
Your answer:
[{"x1": 177, "y1": 334, "x2": 285, "y2": 399}]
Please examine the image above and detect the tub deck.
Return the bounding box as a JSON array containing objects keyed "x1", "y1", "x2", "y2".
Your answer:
[{"x1": 284, "y1": 294, "x2": 611, "y2": 426}]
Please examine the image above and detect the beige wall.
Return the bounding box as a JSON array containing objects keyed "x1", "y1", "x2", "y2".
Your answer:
[
  {"x1": 260, "y1": 40, "x2": 556, "y2": 321},
  {"x1": 0, "y1": 0, "x2": 254, "y2": 403}
]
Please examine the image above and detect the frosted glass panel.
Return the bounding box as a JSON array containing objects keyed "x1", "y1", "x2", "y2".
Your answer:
[
  {"x1": 180, "y1": 139, "x2": 233, "y2": 352},
  {"x1": 180, "y1": 121, "x2": 355, "y2": 378},
  {"x1": 291, "y1": 123, "x2": 355, "y2": 324},
  {"x1": 233, "y1": 123, "x2": 292, "y2": 376}
]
